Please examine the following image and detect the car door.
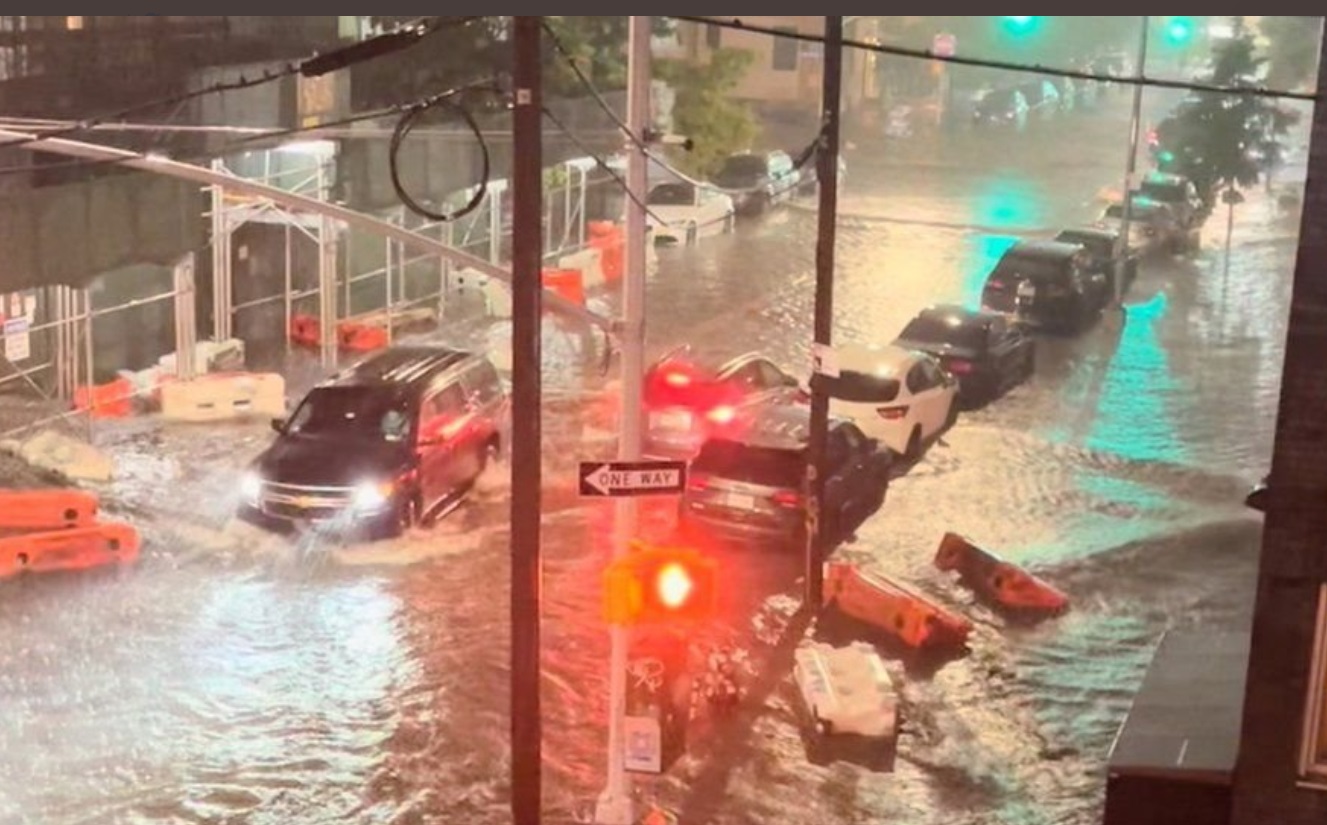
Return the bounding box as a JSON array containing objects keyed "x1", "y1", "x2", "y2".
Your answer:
[
  {"x1": 909, "y1": 358, "x2": 951, "y2": 439},
  {"x1": 986, "y1": 316, "x2": 1018, "y2": 379},
  {"x1": 416, "y1": 381, "x2": 469, "y2": 505}
]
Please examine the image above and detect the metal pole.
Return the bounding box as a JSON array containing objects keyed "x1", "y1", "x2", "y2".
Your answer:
[
  {"x1": 1115, "y1": 15, "x2": 1149, "y2": 308},
  {"x1": 594, "y1": 16, "x2": 650, "y2": 825},
  {"x1": 284, "y1": 224, "x2": 293, "y2": 356},
  {"x1": 805, "y1": 16, "x2": 844, "y2": 612},
  {"x1": 510, "y1": 16, "x2": 544, "y2": 825},
  {"x1": 385, "y1": 237, "x2": 395, "y2": 346}
]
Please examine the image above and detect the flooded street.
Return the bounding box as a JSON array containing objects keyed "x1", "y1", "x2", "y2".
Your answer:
[{"x1": 0, "y1": 90, "x2": 1307, "y2": 825}]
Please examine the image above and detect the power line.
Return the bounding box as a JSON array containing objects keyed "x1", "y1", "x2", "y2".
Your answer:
[
  {"x1": 0, "y1": 16, "x2": 487, "y2": 154},
  {"x1": 669, "y1": 16, "x2": 1319, "y2": 103},
  {"x1": 542, "y1": 19, "x2": 825, "y2": 196}
]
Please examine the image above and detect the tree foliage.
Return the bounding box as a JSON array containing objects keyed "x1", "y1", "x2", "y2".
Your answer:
[
  {"x1": 1154, "y1": 20, "x2": 1297, "y2": 206},
  {"x1": 655, "y1": 49, "x2": 760, "y2": 178},
  {"x1": 1259, "y1": 16, "x2": 1322, "y2": 91}
]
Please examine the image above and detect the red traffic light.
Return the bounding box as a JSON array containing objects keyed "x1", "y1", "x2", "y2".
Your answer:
[
  {"x1": 604, "y1": 543, "x2": 717, "y2": 626},
  {"x1": 656, "y1": 562, "x2": 694, "y2": 608}
]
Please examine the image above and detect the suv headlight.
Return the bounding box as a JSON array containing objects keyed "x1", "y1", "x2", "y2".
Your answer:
[
  {"x1": 352, "y1": 481, "x2": 394, "y2": 512},
  {"x1": 240, "y1": 471, "x2": 263, "y2": 504}
]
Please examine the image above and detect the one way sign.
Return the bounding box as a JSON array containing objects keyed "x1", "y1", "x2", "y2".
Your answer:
[{"x1": 579, "y1": 460, "x2": 688, "y2": 498}]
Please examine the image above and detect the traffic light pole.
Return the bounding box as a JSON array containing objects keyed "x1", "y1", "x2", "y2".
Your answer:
[
  {"x1": 595, "y1": 15, "x2": 651, "y2": 825},
  {"x1": 1114, "y1": 15, "x2": 1149, "y2": 310},
  {"x1": 510, "y1": 16, "x2": 544, "y2": 825},
  {"x1": 805, "y1": 16, "x2": 843, "y2": 612}
]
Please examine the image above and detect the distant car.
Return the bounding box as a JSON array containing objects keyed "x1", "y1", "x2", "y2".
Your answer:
[
  {"x1": 1018, "y1": 78, "x2": 1061, "y2": 119},
  {"x1": 894, "y1": 305, "x2": 1036, "y2": 406},
  {"x1": 808, "y1": 344, "x2": 959, "y2": 460},
  {"x1": 1054, "y1": 226, "x2": 1138, "y2": 298},
  {"x1": 713, "y1": 150, "x2": 801, "y2": 215},
  {"x1": 643, "y1": 348, "x2": 802, "y2": 460},
  {"x1": 646, "y1": 182, "x2": 736, "y2": 245},
  {"x1": 981, "y1": 240, "x2": 1110, "y2": 333},
  {"x1": 1098, "y1": 196, "x2": 1188, "y2": 254},
  {"x1": 973, "y1": 88, "x2": 1029, "y2": 129},
  {"x1": 678, "y1": 405, "x2": 891, "y2": 549},
  {"x1": 1137, "y1": 170, "x2": 1207, "y2": 233},
  {"x1": 1246, "y1": 476, "x2": 1268, "y2": 512},
  {"x1": 798, "y1": 154, "x2": 848, "y2": 195}
]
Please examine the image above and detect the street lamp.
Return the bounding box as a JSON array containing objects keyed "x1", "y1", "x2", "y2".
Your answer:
[
  {"x1": 1164, "y1": 17, "x2": 1195, "y2": 46},
  {"x1": 1002, "y1": 16, "x2": 1040, "y2": 35}
]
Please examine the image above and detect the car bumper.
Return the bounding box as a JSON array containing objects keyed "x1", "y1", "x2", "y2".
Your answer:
[{"x1": 239, "y1": 495, "x2": 394, "y2": 529}]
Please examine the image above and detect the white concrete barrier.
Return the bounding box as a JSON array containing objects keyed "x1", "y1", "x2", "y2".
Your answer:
[
  {"x1": 3, "y1": 430, "x2": 114, "y2": 483},
  {"x1": 559, "y1": 247, "x2": 606, "y2": 291},
  {"x1": 160, "y1": 373, "x2": 286, "y2": 423},
  {"x1": 158, "y1": 338, "x2": 247, "y2": 375},
  {"x1": 793, "y1": 642, "x2": 899, "y2": 769}
]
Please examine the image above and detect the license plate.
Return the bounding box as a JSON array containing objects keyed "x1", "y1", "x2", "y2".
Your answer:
[
  {"x1": 1017, "y1": 281, "x2": 1036, "y2": 298},
  {"x1": 651, "y1": 410, "x2": 693, "y2": 431},
  {"x1": 726, "y1": 493, "x2": 755, "y2": 511}
]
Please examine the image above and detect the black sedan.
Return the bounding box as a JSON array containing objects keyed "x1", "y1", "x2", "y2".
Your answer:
[
  {"x1": 894, "y1": 305, "x2": 1036, "y2": 406},
  {"x1": 1055, "y1": 226, "x2": 1138, "y2": 299}
]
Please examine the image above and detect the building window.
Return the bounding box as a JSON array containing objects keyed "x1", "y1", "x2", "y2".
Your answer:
[
  {"x1": 705, "y1": 24, "x2": 721, "y2": 49},
  {"x1": 1304, "y1": 585, "x2": 1327, "y2": 783},
  {"x1": 66, "y1": 16, "x2": 84, "y2": 30},
  {"x1": 772, "y1": 27, "x2": 798, "y2": 71}
]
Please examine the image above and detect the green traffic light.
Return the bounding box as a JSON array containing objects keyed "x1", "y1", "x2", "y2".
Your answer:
[
  {"x1": 1165, "y1": 17, "x2": 1193, "y2": 44},
  {"x1": 1002, "y1": 16, "x2": 1040, "y2": 35}
]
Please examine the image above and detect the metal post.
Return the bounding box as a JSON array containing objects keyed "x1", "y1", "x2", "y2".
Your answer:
[
  {"x1": 489, "y1": 185, "x2": 503, "y2": 264},
  {"x1": 173, "y1": 253, "x2": 198, "y2": 381},
  {"x1": 805, "y1": 16, "x2": 844, "y2": 611},
  {"x1": 594, "y1": 16, "x2": 650, "y2": 825},
  {"x1": 209, "y1": 174, "x2": 233, "y2": 343},
  {"x1": 385, "y1": 237, "x2": 395, "y2": 346},
  {"x1": 1115, "y1": 15, "x2": 1149, "y2": 308},
  {"x1": 578, "y1": 168, "x2": 589, "y2": 248},
  {"x1": 284, "y1": 224, "x2": 293, "y2": 356},
  {"x1": 510, "y1": 16, "x2": 544, "y2": 825},
  {"x1": 318, "y1": 217, "x2": 338, "y2": 369},
  {"x1": 82, "y1": 289, "x2": 95, "y2": 442}
]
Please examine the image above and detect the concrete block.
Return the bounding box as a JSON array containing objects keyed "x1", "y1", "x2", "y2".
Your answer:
[
  {"x1": 559, "y1": 247, "x2": 606, "y2": 290},
  {"x1": 160, "y1": 373, "x2": 286, "y2": 423},
  {"x1": 9, "y1": 430, "x2": 113, "y2": 483}
]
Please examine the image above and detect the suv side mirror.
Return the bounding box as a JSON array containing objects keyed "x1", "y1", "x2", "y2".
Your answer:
[{"x1": 270, "y1": 418, "x2": 286, "y2": 434}]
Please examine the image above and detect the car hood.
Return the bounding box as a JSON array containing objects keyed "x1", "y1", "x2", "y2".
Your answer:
[
  {"x1": 894, "y1": 339, "x2": 980, "y2": 361},
  {"x1": 254, "y1": 434, "x2": 408, "y2": 487}
]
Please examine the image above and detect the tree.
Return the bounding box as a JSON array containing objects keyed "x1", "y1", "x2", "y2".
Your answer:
[
  {"x1": 1154, "y1": 19, "x2": 1297, "y2": 209},
  {"x1": 655, "y1": 49, "x2": 760, "y2": 178},
  {"x1": 1259, "y1": 16, "x2": 1322, "y2": 91}
]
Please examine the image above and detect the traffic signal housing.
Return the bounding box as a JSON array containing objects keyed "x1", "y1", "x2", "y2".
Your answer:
[{"x1": 604, "y1": 542, "x2": 717, "y2": 626}]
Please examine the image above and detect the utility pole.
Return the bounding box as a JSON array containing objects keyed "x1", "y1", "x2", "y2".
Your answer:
[
  {"x1": 1115, "y1": 15, "x2": 1149, "y2": 310},
  {"x1": 594, "y1": 14, "x2": 650, "y2": 825},
  {"x1": 805, "y1": 16, "x2": 843, "y2": 611},
  {"x1": 510, "y1": 16, "x2": 543, "y2": 825}
]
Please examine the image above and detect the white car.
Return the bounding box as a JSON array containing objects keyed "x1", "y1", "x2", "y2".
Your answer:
[
  {"x1": 646, "y1": 182, "x2": 736, "y2": 245},
  {"x1": 810, "y1": 344, "x2": 959, "y2": 459}
]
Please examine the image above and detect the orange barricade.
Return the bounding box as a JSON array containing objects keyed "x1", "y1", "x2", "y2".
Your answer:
[
  {"x1": 824, "y1": 562, "x2": 972, "y2": 651},
  {"x1": 289, "y1": 314, "x2": 321, "y2": 348},
  {"x1": 542, "y1": 268, "x2": 586, "y2": 306},
  {"x1": 934, "y1": 533, "x2": 1069, "y2": 616},
  {"x1": 73, "y1": 378, "x2": 135, "y2": 419},
  {"x1": 337, "y1": 322, "x2": 390, "y2": 353},
  {"x1": 0, "y1": 522, "x2": 140, "y2": 580},
  {"x1": 588, "y1": 221, "x2": 624, "y2": 283},
  {"x1": 0, "y1": 490, "x2": 99, "y2": 531}
]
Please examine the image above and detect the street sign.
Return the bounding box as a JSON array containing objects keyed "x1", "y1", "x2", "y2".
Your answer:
[
  {"x1": 933, "y1": 33, "x2": 957, "y2": 58},
  {"x1": 812, "y1": 343, "x2": 840, "y2": 378},
  {"x1": 579, "y1": 460, "x2": 688, "y2": 498},
  {"x1": 3, "y1": 318, "x2": 30, "y2": 363},
  {"x1": 623, "y1": 715, "x2": 663, "y2": 774}
]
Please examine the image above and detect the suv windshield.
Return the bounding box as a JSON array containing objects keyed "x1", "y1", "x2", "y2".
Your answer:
[
  {"x1": 647, "y1": 183, "x2": 695, "y2": 206},
  {"x1": 899, "y1": 316, "x2": 986, "y2": 350},
  {"x1": 693, "y1": 439, "x2": 804, "y2": 488},
  {"x1": 286, "y1": 387, "x2": 412, "y2": 442}
]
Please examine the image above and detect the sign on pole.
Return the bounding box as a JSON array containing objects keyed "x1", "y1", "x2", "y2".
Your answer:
[
  {"x1": 623, "y1": 715, "x2": 663, "y2": 774},
  {"x1": 812, "y1": 343, "x2": 840, "y2": 379},
  {"x1": 933, "y1": 32, "x2": 957, "y2": 58},
  {"x1": 579, "y1": 460, "x2": 688, "y2": 498},
  {"x1": 3, "y1": 318, "x2": 30, "y2": 363}
]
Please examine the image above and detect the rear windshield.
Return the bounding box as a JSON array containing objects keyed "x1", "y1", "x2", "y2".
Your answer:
[
  {"x1": 693, "y1": 440, "x2": 804, "y2": 488},
  {"x1": 648, "y1": 183, "x2": 694, "y2": 206},
  {"x1": 810, "y1": 370, "x2": 900, "y2": 404},
  {"x1": 716, "y1": 156, "x2": 766, "y2": 181},
  {"x1": 899, "y1": 316, "x2": 985, "y2": 350},
  {"x1": 1055, "y1": 232, "x2": 1112, "y2": 257},
  {"x1": 1141, "y1": 181, "x2": 1185, "y2": 201},
  {"x1": 991, "y1": 253, "x2": 1069, "y2": 284}
]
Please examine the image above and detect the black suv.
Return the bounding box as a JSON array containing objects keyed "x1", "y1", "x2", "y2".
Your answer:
[
  {"x1": 981, "y1": 240, "x2": 1109, "y2": 334},
  {"x1": 239, "y1": 346, "x2": 507, "y2": 538},
  {"x1": 678, "y1": 406, "x2": 891, "y2": 550}
]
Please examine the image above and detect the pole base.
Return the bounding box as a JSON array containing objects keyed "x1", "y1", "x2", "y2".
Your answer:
[{"x1": 593, "y1": 790, "x2": 636, "y2": 825}]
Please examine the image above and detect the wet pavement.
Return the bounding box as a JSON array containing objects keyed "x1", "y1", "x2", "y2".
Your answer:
[{"x1": 0, "y1": 89, "x2": 1310, "y2": 824}]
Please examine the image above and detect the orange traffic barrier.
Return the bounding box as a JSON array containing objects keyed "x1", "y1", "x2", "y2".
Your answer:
[
  {"x1": 588, "y1": 221, "x2": 624, "y2": 282},
  {"x1": 542, "y1": 268, "x2": 586, "y2": 306},
  {"x1": 289, "y1": 313, "x2": 321, "y2": 348},
  {"x1": 0, "y1": 522, "x2": 140, "y2": 580},
  {"x1": 73, "y1": 378, "x2": 135, "y2": 419},
  {"x1": 337, "y1": 322, "x2": 389, "y2": 353},
  {"x1": 824, "y1": 562, "x2": 972, "y2": 651},
  {"x1": 935, "y1": 533, "x2": 1069, "y2": 616},
  {"x1": 0, "y1": 490, "x2": 99, "y2": 531}
]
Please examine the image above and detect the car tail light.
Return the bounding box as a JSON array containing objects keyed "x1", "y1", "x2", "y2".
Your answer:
[
  {"x1": 947, "y1": 360, "x2": 973, "y2": 375},
  {"x1": 988, "y1": 280, "x2": 1006, "y2": 290},
  {"x1": 688, "y1": 476, "x2": 710, "y2": 492},
  {"x1": 772, "y1": 490, "x2": 802, "y2": 508},
  {"x1": 707, "y1": 406, "x2": 737, "y2": 425},
  {"x1": 664, "y1": 370, "x2": 691, "y2": 388},
  {"x1": 878, "y1": 405, "x2": 909, "y2": 421}
]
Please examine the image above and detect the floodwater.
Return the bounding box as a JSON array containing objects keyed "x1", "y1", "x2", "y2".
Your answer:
[{"x1": 0, "y1": 89, "x2": 1307, "y2": 824}]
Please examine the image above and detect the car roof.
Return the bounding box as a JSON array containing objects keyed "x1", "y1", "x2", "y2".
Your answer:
[
  {"x1": 915, "y1": 304, "x2": 994, "y2": 329},
  {"x1": 836, "y1": 343, "x2": 923, "y2": 376},
  {"x1": 1110, "y1": 196, "x2": 1168, "y2": 214},
  {"x1": 326, "y1": 346, "x2": 475, "y2": 392},
  {"x1": 1002, "y1": 239, "x2": 1084, "y2": 260}
]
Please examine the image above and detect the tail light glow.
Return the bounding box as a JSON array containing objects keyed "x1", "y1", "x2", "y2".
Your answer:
[
  {"x1": 988, "y1": 280, "x2": 1006, "y2": 290},
  {"x1": 878, "y1": 405, "x2": 910, "y2": 421},
  {"x1": 664, "y1": 370, "x2": 692, "y2": 388},
  {"x1": 946, "y1": 360, "x2": 973, "y2": 375},
  {"x1": 772, "y1": 490, "x2": 802, "y2": 508},
  {"x1": 688, "y1": 476, "x2": 710, "y2": 492},
  {"x1": 707, "y1": 406, "x2": 737, "y2": 425}
]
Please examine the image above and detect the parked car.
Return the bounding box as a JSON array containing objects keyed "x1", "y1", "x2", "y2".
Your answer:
[
  {"x1": 972, "y1": 88, "x2": 1029, "y2": 129},
  {"x1": 239, "y1": 347, "x2": 507, "y2": 539},
  {"x1": 646, "y1": 182, "x2": 736, "y2": 245},
  {"x1": 643, "y1": 348, "x2": 802, "y2": 460},
  {"x1": 1138, "y1": 170, "x2": 1207, "y2": 233},
  {"x1": 894, "y1": 305, "x2": 1036, "y2": 407},
  {"x1": 1054, "y1": 226, "x2": 1138, "y2": 297},
  {"x1": 713, "y1": 150, "x2": 801, "y2": 215},
  {"x1": 1098, "y1": 196, "x2": 1188, "y2": 254},
  {"x1": 981, "y1": 240, "x2": 1109, "y2": 333},
  {"x1": 679, "y1": 405, "x2": 891, "y2": 549},
  {"x1": 1018, "y1": 78, "x2": 1061, "y2": 119},
  {"x1": 807, "y1": 344, "x2": 959, "y2": 460}
]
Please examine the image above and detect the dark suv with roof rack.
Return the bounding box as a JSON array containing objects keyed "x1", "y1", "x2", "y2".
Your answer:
[{"x1": 238, "y1": 346, "x2": 507, "y2": 539}]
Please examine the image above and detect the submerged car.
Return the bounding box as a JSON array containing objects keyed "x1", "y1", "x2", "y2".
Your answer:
[
  {"x1": 894, "y1": 305, "x2": 1036, "y2": 406},
  {"x1": 646, "y1": 181, "x2": 736, "y2": 245},
  {"x1": 1054, "y1": 226, "x2": 1138, "y2": 298}
]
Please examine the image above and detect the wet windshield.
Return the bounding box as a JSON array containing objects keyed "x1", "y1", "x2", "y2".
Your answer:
[
  {"x1": 992, "y1": 254, "x2": 1069, "y2": 284},
  {"x1": 1056, "y1": 232, "x2": 1113, "y2": 258},
  {"x1": 286, "y1": 387, "x2": 412, "y2": 442},
  {"x1": 693, "y1": 439, "x2": 804, "y2": 488},
  {"x1": 900, "y1": 316, "x2": 986, "y2": 350},
  {"x1": 648, "y1": 183, "x2": 696, "y2": 206},
  {"x1": 716, "y1": 155, "x2": 766, "y2": 181}
]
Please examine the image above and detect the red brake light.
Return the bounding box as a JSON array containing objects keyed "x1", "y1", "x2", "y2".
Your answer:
[
  {"x1": 988, "y1": 280, "x2": 1005, "y2": 290},
  {"x1": 664, "y1": 370, "x2": 691, "y2": 388},
  {"x1": 946, "y1": 360, "x2": 972, "y2": 375},
  {"x1": 688, "y1": 476, "x2": 710, "y2": 492},
  {"x1": 878, "y1": 406, "x2": 909, "y2": 421},
  {"x1": 772, "y1": 490, "x2": 802, "y2": 508},
  {"x1": 707, "y1": 406, "x2": 736, "y2": 425}
]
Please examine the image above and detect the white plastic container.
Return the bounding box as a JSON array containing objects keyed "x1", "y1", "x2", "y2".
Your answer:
[{"x1": 793, "y1": 642, "x2": 899, "y2": 771}]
